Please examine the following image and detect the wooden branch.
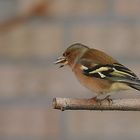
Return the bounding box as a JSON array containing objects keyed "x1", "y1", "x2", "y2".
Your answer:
[{"x1": 52, "y1": 98, "x2": 140, "y2": 111}]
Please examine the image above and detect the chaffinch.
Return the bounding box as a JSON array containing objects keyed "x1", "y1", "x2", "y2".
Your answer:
[{"x1": 54, "y1": 43, "x2": 140, "y2": 102}]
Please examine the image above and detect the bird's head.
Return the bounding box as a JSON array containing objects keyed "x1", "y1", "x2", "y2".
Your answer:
[{"x1": 54, "y1": 43, "x2": 89, "y2": 68}]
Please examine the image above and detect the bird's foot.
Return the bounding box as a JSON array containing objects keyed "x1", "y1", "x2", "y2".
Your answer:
[
  {"x1": 90, "y1": 95, "x2": 113, "y2": 105},
  {"x1": 102, "y1": 95, "x2": 113, "y2": 105}
]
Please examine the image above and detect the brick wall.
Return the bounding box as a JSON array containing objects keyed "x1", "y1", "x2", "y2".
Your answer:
[{"x1": 0, "y1": 0, "x2": 140, "y2": 140}]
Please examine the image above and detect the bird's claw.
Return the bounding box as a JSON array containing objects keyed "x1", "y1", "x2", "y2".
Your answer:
[
  {"x1": 90, "y1": 95, "x2": 113, "y2": 105},
  {"x1": 102, "y1": 95, "x2": 113, "y2": 105}
]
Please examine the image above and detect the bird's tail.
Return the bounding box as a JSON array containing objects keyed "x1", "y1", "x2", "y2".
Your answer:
[
  {"x1": 115, "y1": 78, "x2": 140, "y2": 91},
  {"x1": 129, "y1": 84, "x2": 140, "y2": 91},
  {"x1": 110, "y1": 77, "x2": 140, "y2": 91}
]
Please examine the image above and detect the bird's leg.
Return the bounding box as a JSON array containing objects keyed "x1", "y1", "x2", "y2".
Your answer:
[
  {"x1": 101, "y1": 95, "x2": 113, "y2": 105},
  {"x1": 89, "y1": 96, "x2": 102, "y2": 105}
]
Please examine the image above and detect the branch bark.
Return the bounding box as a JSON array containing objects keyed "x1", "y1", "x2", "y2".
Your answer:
[{"x1": 52, "y1": 98, "x2": 140, "y2": 111}]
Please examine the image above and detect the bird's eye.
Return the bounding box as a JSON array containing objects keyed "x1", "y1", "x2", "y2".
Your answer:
[{"x1": 63, "y1": 53, "x2": 66, "y2": 56}]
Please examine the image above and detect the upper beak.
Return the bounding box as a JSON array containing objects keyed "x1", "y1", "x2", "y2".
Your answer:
[{"x1": 54, "y1": 56, "x2": 68, "y2": 68}]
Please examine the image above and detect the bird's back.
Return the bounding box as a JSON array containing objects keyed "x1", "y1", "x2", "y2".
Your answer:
[{"x1": 82, "y1": 48, "x2": 118, "y2": 65}]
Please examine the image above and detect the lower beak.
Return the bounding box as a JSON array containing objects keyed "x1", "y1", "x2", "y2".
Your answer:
[{"x1": 54, "y1": 56, "x2": 68, "y2": 68}]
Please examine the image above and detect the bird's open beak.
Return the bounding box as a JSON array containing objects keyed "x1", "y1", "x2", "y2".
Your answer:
[{"x1": 54, "y1": 56, "x2": 68, "y2": 68}]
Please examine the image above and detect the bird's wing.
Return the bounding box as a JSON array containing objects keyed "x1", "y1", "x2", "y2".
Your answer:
[{"x1": 79, "y1": 59, "x2": 140, "y2": 86}]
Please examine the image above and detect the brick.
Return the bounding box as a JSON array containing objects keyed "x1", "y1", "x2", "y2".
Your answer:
[
  {"x1": 0, "y1": 65, "x2": 50, "y2": 97},
  {"x1": 17, "y1": 0, "x2": 43, "y2": 14},
  {"x1": 115, "y1": 0, "x2": 140, "y2": 16},
  {"x1": 0, "y1": 23, "x2": 63, "y2": 59},
  {"x1": 0, "y1": 1, "x2": 17, "y2": 21},
  {"x1": 0, "y1": 65, "x2": 21, "y2": 97},
  {"x1": 49, "y1": 0, "x2": 109, "y2": 17},
  {"x1": 0, "y1": 107, "x2": 60, "y2": 139},
  {"x1": 65, "y1": 111, "x2": 140, "y2": 139}
]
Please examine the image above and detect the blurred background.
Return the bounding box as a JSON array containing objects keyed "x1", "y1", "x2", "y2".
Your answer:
[{"x1": 1, "y1": 0, "x2": 140, "y2": 140}]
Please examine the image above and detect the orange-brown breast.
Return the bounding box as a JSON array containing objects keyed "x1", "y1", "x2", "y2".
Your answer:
[{"x1": 73, "y1": 64, "x2": 112, "y2": 95}]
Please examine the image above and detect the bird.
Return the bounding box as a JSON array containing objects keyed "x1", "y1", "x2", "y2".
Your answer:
[{"x1": 54, "y1": 43, "x2": 140, "y2": 102}]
